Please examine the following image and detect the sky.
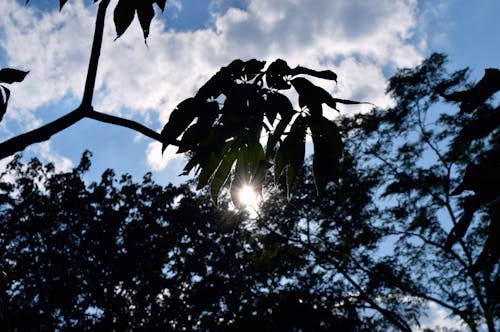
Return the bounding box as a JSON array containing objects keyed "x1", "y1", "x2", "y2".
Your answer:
[
  {"x1": 0, "y1": 0, "x2": 498, "y2": 328},
  {"x1": 0, "y1": 0, "x2": 497, "y2": 184}
]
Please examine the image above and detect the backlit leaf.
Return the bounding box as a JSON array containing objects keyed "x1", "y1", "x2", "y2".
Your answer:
[{"x1": 210, "y1": 149, "x2": 238, "y2": 205}]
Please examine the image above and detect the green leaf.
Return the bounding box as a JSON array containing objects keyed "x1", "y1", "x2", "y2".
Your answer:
[
  {"x1": 137, "y1": 1, "x2": 155, "y2": 40},
  {"x1": 309, "y1": 116, "x2": 343, "y2": 193},
  {"x1": 161, "y1": 98, "x2": 200, "y2": 153},
  {"x1": 197, "y1": 152, "x2": 221, "y2": 190},
  {"x1": 211, "y1": 149, "x2": 239, "y2": 205},
  {"x1": 197, "y1": 140, "x2": 234, "y2": 190},
  {"x1": 113, "y1": 0, "x2": 135, "y2": 38},
  {"x1": 0, "y1": 68, "x2": 29, "y2": 84}
]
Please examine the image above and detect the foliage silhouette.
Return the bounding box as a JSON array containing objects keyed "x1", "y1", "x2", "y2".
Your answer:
[
  {"x1": 340, "y1": 53, "x2": 499, "y2": 331},
  {"x1": 0, "y1": 1, "x2": 366, "y2": 205},
  {"x1": 0, "y1": 152, "x2": 392, "y2": 331},
  {"x1": 162, "y1": 58, "x2": 367, "y2": 205}
]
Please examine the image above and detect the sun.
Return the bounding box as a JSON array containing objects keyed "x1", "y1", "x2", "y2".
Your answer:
[{"x1": 238, "y1": 185, "x2": 260, "y2": 209}]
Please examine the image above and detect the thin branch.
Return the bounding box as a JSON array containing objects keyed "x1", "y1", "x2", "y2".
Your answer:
[
  {"x1": 0, "y1": 108, "x2": 85, "y2": 160},
  {"x1": 81, "y1": 0, "x2": 110, "y2": 107},
  {"x1": 87, "y1": 109, "x2": 183, "y2": 147}
]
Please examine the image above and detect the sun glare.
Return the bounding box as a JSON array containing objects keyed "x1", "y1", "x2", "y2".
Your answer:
[{"x1": 238, "y1": 185, "x2": 260, "y2": 209}]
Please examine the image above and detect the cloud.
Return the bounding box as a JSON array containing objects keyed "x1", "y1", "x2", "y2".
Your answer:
[
  {"x1": 417, "y1": 302, "x2": 465, "y2": 331},
  {"x1": 0, "y1": 0, "x2": 426, "y2": 171}
]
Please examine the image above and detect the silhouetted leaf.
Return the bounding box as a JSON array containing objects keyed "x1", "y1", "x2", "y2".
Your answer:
[
  {"x1": 291, "y1": 66, "x2": 337, "y2": 82},
  {"x1": 291, "y1": 77, "x2": 337, "y2": 116},
  {"x1": 441, "y1": 68, "x2": 500, "y2": 113},
  {"x1": 472, "y1": 202, "x2": 500, "y2": 271},
  {"x1": 282, "y1": 116, "x2": 306, "y2": 198},
  {"x1": 244, "y1": 59, "x2": 266, "y2": 80},
  {"x1": 197, "y1": 153, "x2": 221, "y2": 190},
  {"x1": 137, "y1": 1, "x2": 155, "y2": 40},
  {"x1": 155, "y1": 0, "x2": 166, "y2": 12},
  {"x1": 210, "y1": 148, "x2": 238, "y2": 205},
  {"x1": 161, "y1": 98, "x2": 200, "y2": 152},
  {"x1": 309, "y1": 116, "x2": 343, "y2": 193},
  {"x1": 59, "y1": 0, "x2": 68, "y2": 10},
  {"x1": 266, "y1": 59, "x2": 292, "y2": 90},
  {"x1": 0, "y1": 68, "x2": 29, "y2": 84},
  {"x1": 197, "y1": 140, "x2": 234, "y2": 190},
  {"x1": 114, "y1": 0, "x2": 135, "y2": 38},
  {"x1": 0, "y1": 85, "x2": 10, "y2": 122}
]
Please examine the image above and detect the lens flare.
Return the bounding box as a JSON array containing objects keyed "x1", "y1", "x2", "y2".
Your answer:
[{"x1": 238, "y1": 185, "x2": 259, "y2": 208}]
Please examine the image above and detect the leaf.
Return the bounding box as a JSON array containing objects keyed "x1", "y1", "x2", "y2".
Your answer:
[
  {"x1": 309, "y1": 116, "x2": 343, "y2": 193},
  {"x1": 0, "y1": 85, "x2": 10, "y2": 122},
  {"x1": 273, "y1": 144, "x2": 286, "y2": 184},
  {"x1": 210, "y1": 149, "x2": 238, "y2": 205},
  {"x1": 137, "y1": 1, "x2": 155, "y2": 40},
  {"x1": 441, "y1": 68, "x2": 500, "y2": 113},
  {"x1": 197, "y1": 153, "x2": 221, "y2": 190},
  {"x1": 155, "y1": 0, "x2": 166, "y2": 12},
  {"x1": 113, "y1": 0, "x2": 136, "y2": 38},
  {"x1": 266, "y1": 59, "x2": 292, "y2": 90},
  {"x1": 264, "y1": 91, "x2": 293, "y2": 125},
  {"x1": 284, "y1": 116, "x2": 306, "y2": 197},
  {"x1": 196, "y1": 72, "x2": 231, "y2": 100},
  {"x1": 59, "y1": 0, "x2": 68, "y2": 10},
  {"x1": 197, "y1": 140, "x2": 234, "y2": 190},
  {"x1": 291, "y1": 66, "x2": 337, "y2": 82},
  {"x1": 161, "y1": 98, "x2": 200, "y2": 153},
  {"x1": 0, "y1": 68, "x2": 29, "y2": 84},
  {"x1": 265, "y1": 94, "x2": 296, "y2": 158},
  {"x1": 243, "y1": 59, "x2": 266, "y2": 80},
  {"x1": 291, "y1": 77, "x2": 338, "y2": 116}
]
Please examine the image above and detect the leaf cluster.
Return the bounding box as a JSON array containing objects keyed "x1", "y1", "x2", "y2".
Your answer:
[
  {"x1": 26, "y1": 0, "x2": 165, "y2": 40},
  {"x1": 161, "y1": 58, "x2": 366, "y2": 205}
]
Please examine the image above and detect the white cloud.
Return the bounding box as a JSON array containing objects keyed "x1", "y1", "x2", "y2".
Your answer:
[
  {"x1": 416, "y1": 302, "x2": 466, "y2": 332},
  {"x1": 146, "y1": 141, "x2": 180, "y2": 171},
  {"x1": 0, "y1": 0, "x2": 426, "y2": 171}
]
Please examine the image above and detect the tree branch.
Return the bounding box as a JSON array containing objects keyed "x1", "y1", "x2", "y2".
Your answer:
[
  {"x1": 81, "y1": 0, "x2": 110, "y2": 107},
  {"x1": 87, "y1": 109, "x2": 183, "y2": 147},
  {"x1": 0, "y1": 108, "x2": 85, "y2": 160}
]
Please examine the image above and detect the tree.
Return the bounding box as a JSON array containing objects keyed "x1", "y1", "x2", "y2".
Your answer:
[
  {"x1": 338, "y1": 53, "x2": 499, "y2": 331},
  {"x1": 0, "y1": 152, "x2": 394, "y2": 331},
  {"x1": 0, "y1": 0, "x2": 365, "y2": 203}
]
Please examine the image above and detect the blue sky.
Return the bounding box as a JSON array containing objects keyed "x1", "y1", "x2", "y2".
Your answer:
[
  {"x1": 0, "y1": 0, "x2": 498, "y2": 328},
  {"x1": 0, "y1": 0, "x2": 498, "y2": 185}
]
